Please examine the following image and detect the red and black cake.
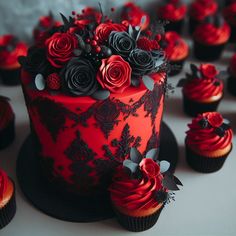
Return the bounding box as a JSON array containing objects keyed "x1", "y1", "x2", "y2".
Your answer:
[{"x1": 19, "y1": 9, "x2": 168, "y2": 196}]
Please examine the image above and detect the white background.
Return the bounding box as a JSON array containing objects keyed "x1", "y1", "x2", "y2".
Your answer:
[{"x1": 0, "y1": 0, "x2": 236, "y2": 235}]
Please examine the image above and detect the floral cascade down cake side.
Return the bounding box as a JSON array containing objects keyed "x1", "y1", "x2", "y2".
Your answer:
[{"x1": 19, "y1": 7, "x2": 169, "y2": 196}]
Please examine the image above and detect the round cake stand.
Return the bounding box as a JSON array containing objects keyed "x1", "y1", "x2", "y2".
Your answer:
[{"x1": 16, "y1": 122, "x2": 178, "y2": 222}]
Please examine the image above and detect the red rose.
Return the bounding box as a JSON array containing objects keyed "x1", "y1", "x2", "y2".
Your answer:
[
  {"x1": 96, "y1": 55, "x2": 131, "y2": 93},
  {"x1": 139, "y1": 158, "x2": 161, "y2": 179},
  {"x1": 200, "y1": 64, "x2": 219, "y2": 79},
  {"x1": 45, "y1": 32, "x2": 78, "y2": 68},
  {"x1": 95, "y1": 23, "x2": 127, "y2": 43},
  {"x1": 137, "y1": 37, "x2": 160, "y2": 51},
  {"x1": 205, "y1": 112, "x2": 223, "y2": 128}
]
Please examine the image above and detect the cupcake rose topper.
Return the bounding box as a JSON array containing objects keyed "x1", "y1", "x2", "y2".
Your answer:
[
  {"x1": 19, "y1": 5, "x2": 167, "y2": 100},
  {"x1": 123, "y1": 147, "x2": 182, "y2": 203}
]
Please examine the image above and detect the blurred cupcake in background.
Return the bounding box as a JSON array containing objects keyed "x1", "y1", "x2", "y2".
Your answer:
[
  {"x1": 161, "y1": 31, "x2": 189, "y2": 76},
  {"x1": 224, "y1": 0, "x2": 236, "y2": 6},
  {"x1": 33, "y1": 12, "x2": 61, "y2": 46},
  {"x1": 179, "y1": 63, "x2": 224, "y2": 117},
  {"x1": 185, "y1": 112, "x2": 233, "y2": 173},
  {"x1": 227, "y1": 53, "x2": 236, "y2": 96},
  {"x1": 223, "y1": 2, "x2": 236, "y2": 42},
  {"x1": 0, "y1": 96, "x2": 15, "y2": 150},
  {"x1": 189, "y1": 0, "x2": 218, "y2": 34},
  {"x1": 0, "y1": 35, "x2": 27, "y2": 85},
  {"x1": 121, "y1": 2, "x2": 150, "y2": 31},
  {"x1": 0, "y1": 168, "x2": 16, "y2": 229},
  {"x1": 157, "y1": 0, "x2": 187, "y2": 34},
  {"x1": 193, "y1": 15, "x2": 230, "y2": 61}
]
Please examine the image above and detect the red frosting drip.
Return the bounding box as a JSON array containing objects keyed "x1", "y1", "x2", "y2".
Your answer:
[
  {"x1": 0, "y1": 35, "x2": 27, "y2": 68},
  {"x1": 223, "y1": 3, "x2": 236, "y2": 26},
  {"x1": 194, "y1": 22, "x2": 231, "y2": 45},
  {"x1": 183, "y1": 77, "x2": 223, "y2": 101},
  {"x1": 163, "y1": 31, "x2": 188, "y2": 61},
  {"x1": 121, "y1": 2, "x2": 150, "y2": 30},
  {"x1": 190, "y1": 0, "x2": 218, "y2": 21},
  {"x1": 110, "y1": 164, "x2": 164, "y2": 211},
  {"x1": 229, "y1": 53, "x2": 236, "y2": 76},
  {"x1": 0, "y1": 99, "x2": 14, "y2": 130},
  {"x1": 0, "y1": 170, "x2": 8, "y2": 201},
  {"x1": 158, "y1": 1, "x2": 187, "y2": 21},
  {"x1": 186, "y1": 113, "x2": 233, "y2": 153}
]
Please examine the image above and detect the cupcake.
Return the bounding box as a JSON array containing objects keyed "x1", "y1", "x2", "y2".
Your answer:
[
  {"x1": 223, "y1": 3, "x2": 236, "y2": 42},
  {"x1": 161, "y1": 31, "x2": 189, "y2": 76},
  {"x1": 0, "y1": 35, "x2": 27, "y2": 85},
  {"x1": 121, "y1": 2, "x2": 150, "y2": 31},
  {"x1": 157, "y1": 0, "x2": 187, "y2": 34},
  {"x1": 109, "y1": 148, "x2": 182, "y2": 232},
  {"x1": 193, "y1": 15, "x2": 231, "y2": 61},
  {"x1": 189, "y1": 0, "x2": 218, "y2": 34},
  {"x1": 185, "y1": 112, "x2": 233, "y2": 173},
  {"x1": 227, "y1": 53, "x2": 236, "y2": 96},
  {"x1": 0, "y1": 96, "x2": 15, "y2": 150},
  {"x1": 180, "y1": 64, "x2": 223, "y2": 117},
  {"x1": 33, "y1": 12, "x2": 62, "y2": 46},
  {"x1": 0, "y1": 169, "x2": 16, "y2": 229},
  {"x1": 224, "y1": 0, "x2": 236, "y2": 6}
]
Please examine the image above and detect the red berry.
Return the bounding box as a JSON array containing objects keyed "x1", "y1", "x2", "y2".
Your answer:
[
  {"x1": 95, "y1": 46, "x2": 101, "y2": 53},
  {"x1": 72, "y1": 11, "x2": 76, "y2": 15},
  {"x1": 93, "y1": 35, "x2": 99, "y2": 41},
  {"x1": 111, "y1": 7, "x2": 115, "y2": 12},
  {"x1": 86, "y1": 38, "x2": 91, "y2": 43},
  {"x1": 155, "y1": 34, "x2": 162, "y2": 42},
  {"x1": 91, "y1": 40, "x2": 97, "y2": 46},
  {"x1": 47, "y1": 73, "x2": 61, "y2": 90}
]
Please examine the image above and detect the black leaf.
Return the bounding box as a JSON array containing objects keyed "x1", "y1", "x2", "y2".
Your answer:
[
  {"x1": 177, "y1": 78, "x2": 187, "y2": 87},
  {"x1": 198, "y1": 118, "x2": 209, "y2": 129},
  {"x1": 215, "y1": 127, "x2": 225, "y2": 137}
]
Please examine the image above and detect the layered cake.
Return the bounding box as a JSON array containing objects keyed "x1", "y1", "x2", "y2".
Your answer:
[{"x1": 19, "y1": 11, "x2": 168, "y2": 196}]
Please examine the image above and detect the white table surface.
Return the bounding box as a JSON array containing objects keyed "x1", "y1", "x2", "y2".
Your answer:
[{"x1": 0, "y1": 41, "x2": 236, "y2": 236}]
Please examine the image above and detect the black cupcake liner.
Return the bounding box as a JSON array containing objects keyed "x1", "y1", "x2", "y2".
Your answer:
[
  {"x1": 183, "y1": 95, "x2": 221, "y2": 117},
  {"x1": 193, "y1": 40, "x2": 226, "y2": 61},
  {"x1": 185, "y1": 143, "x2": 232, "y2": 173},
  {"x1": 229, "y1": 24, "x2": 236, "y2": 42},
  {"x1": 0, "y1": 117, "x2": 15, "y2": 150},
  {"x1": 114, "y1": 205, "x2": 164, "y2": 232},
  {"x1": 227, "y1": 76, "x2": 236, "y2": 96},
  {"x1": 0, "y1": 184, "x2": 16, "y2": 229},
  {"x1": 168, "y1": 59, "x2": 185, "y2": 76},
  {"x1": 165, "y1": 19, "x2": 184, "y2": 34},
  {"x1": 0, "y1": 68, "x2": 21, "y2": 86},
  {"x1": 189, "y1": 18, "x2": 200, "y2": 35}
]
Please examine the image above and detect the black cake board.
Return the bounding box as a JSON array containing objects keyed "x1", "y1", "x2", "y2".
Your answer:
[{"x1": 16, "y1": 122, "x2": 178, "y2": 223}]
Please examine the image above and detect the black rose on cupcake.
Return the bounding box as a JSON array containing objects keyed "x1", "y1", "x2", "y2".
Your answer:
[
  {"x1": 18, "y1": 47, "x2": 50, "y2": 77},
  {"x1": 108, "y1": 31, "x2": 136, "y2": 58},
  {"x1": 62, "y1": 57, "x2": 98, "y2": 96},
  {"x1": 128, "y1": 48, "x2": 155, "y2": 76}
]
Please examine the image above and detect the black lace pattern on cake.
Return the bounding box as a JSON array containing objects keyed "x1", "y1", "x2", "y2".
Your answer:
[
  {"x1": 31, "y1": 97, "x2": 79, "y2": 142},
  {"x1": 144, "y1": 126, "x2": 160, "y2": 156}
]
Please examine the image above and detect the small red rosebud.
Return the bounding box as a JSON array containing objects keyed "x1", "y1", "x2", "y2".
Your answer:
[
  {"x1": 146, "y1": 30, "x2": 152, "y2": 37},
  {"x1": 46, "y1": 73, "x2": 61, "y2": 90}
]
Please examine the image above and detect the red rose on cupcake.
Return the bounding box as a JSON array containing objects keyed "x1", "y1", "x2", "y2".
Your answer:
[
  {"x1": 97, "y1": 55, "x2": 131, "y2": 93},
  {"x1": 95, "y1": 23, "x2": 127, "y2": 43},
  {"x1": 45, "y1": 32, "x2": 78, "y2": 68},
  {"x1": 200, "y1": 64, "x2": 219, "y2": 79},
  {"x1": 205, "y1": 112, "x2": 223, "y2": 128},
  {"x1": 140, "y1": 158, "x2": 161, "y2": 179}
]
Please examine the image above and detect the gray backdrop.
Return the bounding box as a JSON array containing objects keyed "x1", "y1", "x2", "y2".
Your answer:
[{"x1": 0, "y1": 0, "x2": 224, "y2": 42}]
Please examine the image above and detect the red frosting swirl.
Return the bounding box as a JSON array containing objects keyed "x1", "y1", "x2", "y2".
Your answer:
[
  {"x1": 0, "y1": 169, "x2": 8, "y2": 201},
  {"x1": 157, "y1": 0, "x2": 187, "y2": 21},
  {"x1": 109, "y1": 160, "x2": 164, "y2": 212},
  {"x1": 121, "y1": 2, "x2": 150, "y2": 31},
  {"x1": 0, "y1": 98, "x2": 14, "y2": 130},
  {"x1": 163, "y1": 31, "x2": 189, "y2": 61},
  {"x1": 190, "y1": 0, "x2": 218, "y2": 21},
  {"x1": 96, "y1": 55, "x2": 131, "y2": 93},
  {"x1": 0, "y1": 35, "x2": 27, "y2": 69},
  {"x1": 229, "y1": 53, "x2": 236, "y2": 76},
  {"x1": 223, "y1": 3, "x2": 236, "y2": 26},
  {"x1": 194, "y1": 22, "x2": 231, "y2": 45},
  {"x1": 186, "y1": 112, "x2": 233, "y2": 154}
]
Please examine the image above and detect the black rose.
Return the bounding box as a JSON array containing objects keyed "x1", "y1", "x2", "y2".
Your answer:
[
  {"x1": 95, "y1": 100, "x2": 119, "y2": 123},
  {"x1": 18, "y1": 46, "x2": 50, "y2": 77},
  {"x1": 62, "y1": 57, "x2": 98, "y2": 96},
  {"x1": 108, "y1": 31, "x2": 136, "y2": 58},
  {"x1": 128, "y1": 48, "x2": 155, "y2": 76}
]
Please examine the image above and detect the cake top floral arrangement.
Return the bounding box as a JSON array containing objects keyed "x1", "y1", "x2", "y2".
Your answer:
[{"x1": 19, "y1": 6, "x2": 167, "y2": 100}]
